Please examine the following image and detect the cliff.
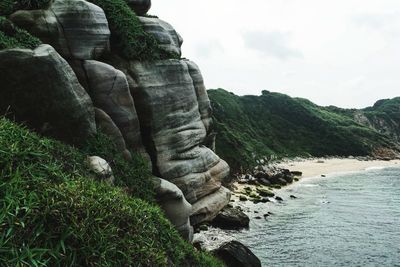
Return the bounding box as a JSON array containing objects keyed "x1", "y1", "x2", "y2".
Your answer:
[
  {"x1": 0, "y1": 0, "x2": 229, "y2": 265},
  {"x1": 209, "y1": 89, "x2": 400, "y2": 171}
]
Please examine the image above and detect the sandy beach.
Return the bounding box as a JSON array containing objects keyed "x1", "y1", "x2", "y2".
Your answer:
[{"x1": 275, "y1": 158, "x2": 400, "y2": 179}]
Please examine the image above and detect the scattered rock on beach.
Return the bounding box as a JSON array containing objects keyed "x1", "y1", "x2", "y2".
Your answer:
[
  {"x1": 275, "y1": 196, "x2": 283, "y2": 201},
  {"x1": 212, "y1": 207, "x2": 250, "y2": 229},
  {"x1": 213, "y1": 241, "x2": 261, "y2": 267}
]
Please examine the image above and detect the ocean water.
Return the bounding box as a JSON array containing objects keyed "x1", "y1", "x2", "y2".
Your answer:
[{"x1": 200, "y1": 167, "x2": 400, "y2": 266}]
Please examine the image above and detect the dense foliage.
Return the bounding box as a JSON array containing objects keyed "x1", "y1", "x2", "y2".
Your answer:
[
  {"x1": 209, "y1": 89, "x2": 397, "y2": 171},
  {"x1": 0, "y1": 16, "x2": 41, "y2": 49},
  {"x1": 0, "y1": 0, "x2": 51, "y2": 16},
  {"x1": 0, "y1": 118, "x2": 222, "y2": 267},
  {"x1": 87, "y1": 0, "x2": 179, "y2": 60}
]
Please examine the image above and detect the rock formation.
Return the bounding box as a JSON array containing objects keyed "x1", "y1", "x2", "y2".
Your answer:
[
  {"x1": 0, "y1": 44, "x2": 96, "y2": 143},
  {"x1": 126, "y1": 0, "x2": 151, "y2": 16},
  {"x1": 1, "y1": 0, "x2": 230, "y2": 241},
  {"x1": 10, "y1": 0, "x2": 110, "y2": 60},
  {"x1": 138, "y1": 16, "x2": 183, "y2": 57}
]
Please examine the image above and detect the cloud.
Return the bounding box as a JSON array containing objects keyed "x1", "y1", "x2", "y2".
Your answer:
[
  {"x1": 242, "y1": 31, "x2": 303, "y2": 60},
  {"x1": 352, "y1": 13, "x2": 400, "y2": 31},
  {"x1": 194, "y1": 40, "x2": 224, "y2": 58}
]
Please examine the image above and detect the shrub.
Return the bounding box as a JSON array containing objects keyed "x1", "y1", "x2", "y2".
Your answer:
[
  {"x1": 0, "y1": 0, "x2": 51, "y2": 16},
  {"x1": 87, "y1": 0, "x2": 179, "y2": 60},
  {"x1": 0, "y1": 117, "x2": 222, "y2": 266},
  {"x1": 0, "y1": 16, "x2": 41, "y2": 49}
]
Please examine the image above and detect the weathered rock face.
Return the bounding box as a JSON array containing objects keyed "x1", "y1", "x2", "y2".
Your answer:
[
  {"x1": 10, "y1": 0, "x2": 110, "y2": 60},
  {"x1": 83, "y1": 60, "x2": 145, "y2": 152},
  {"x1": 153, "y1": 177, "x2": 193, "y2": 241},
  {"x1": 138, "y1": 17, "x2": 183, "y2": 56},
  {"x1": 0, "y1": 44, "x2": 96, "y2": 143},
  {"x1": 190, "y1": 187, "x2": 231, "y2": 225},
  {"x1": 185, "y1": 60, "x2": 212, "y2": 132},
  {"x1": 124, "y1": 59, "x2": 230, "y2": 224},
  {"x1": 126, "y1": 0, "x2": 151, "y2": 15},
  {"x1": 94, "y1": 108, "x2": 132, "y2": 160}
]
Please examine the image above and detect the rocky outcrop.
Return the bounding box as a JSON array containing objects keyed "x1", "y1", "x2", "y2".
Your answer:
[
  {"x1": 213, "y1": 241, "x2": 261, "y2": 267},
  {"x1": 94, "y1": 108, "x2": 132, "y2": 160},
  {"x1": 138, "y1": 17, "x2": 183, "y2": 56},
  {"x1": 191, "y1": 187, "x2": 231, "y2": 225},
  {"x1": 83, "y1": 60, "x2": 145, "y2": 152},
  {"x1": 153, "y1": 177, "x2": 193, "y2": 241},
  {"x1": 10, "y1": 0, "x2": 110, "y2": 60},
  {"x1": 186, "y1": 60, "x2": 213, "y2": 132},
  {"x1": 126, "y1": 0, "x2": 151, "y2": 15},
  {"x1": 0, "y1": 44, "x2": 96, "y2": 143},
  {"x1": 125, "y1": 59, "x2": 230, "y2": 224}
]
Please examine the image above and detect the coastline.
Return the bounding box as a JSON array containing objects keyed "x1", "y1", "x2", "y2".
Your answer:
[
  {"x1": 231, "y1": 157, "x2": 400, "y2": 198},
  {"x1": 274, "y1": 157, "x2": 400, "y2": 180}
]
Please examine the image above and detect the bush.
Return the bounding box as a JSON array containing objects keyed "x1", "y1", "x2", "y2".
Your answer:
[
  {"x1": 87, "y1": 0, "x2": 179, "y2": 60},
  {"x1": 0, "y1": 16, "x2": 41, "y2": 49},
  {"x1": 0, "y1": 117, "x2": 222, "y2": 266},
  {"x1": 0, "y1": 0, "x2": 51, "y2": 16}
]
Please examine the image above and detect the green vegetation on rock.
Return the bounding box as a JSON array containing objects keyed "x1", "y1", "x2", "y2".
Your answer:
[
  {"x1": 0, "y1": 0, "x2": 51, "y2": 16},
  {"x1": 0, "y1": 117, "x2": 222, "y2": 266},
  {"x1": 87, "y1": 0, "x2": 179, "y2": 60},
  {"x1": 209, "y1": 88, "x2": 397, "y2": 171},
  {"x1": 0, "y1": 16, "x2": 41, "y2": 49}
]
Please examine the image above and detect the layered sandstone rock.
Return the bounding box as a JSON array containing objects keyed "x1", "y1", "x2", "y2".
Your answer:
[
  {"x1": 84, "y1": 61, "x2": 145, "y2": 152},
  {"x1": 10, "y1": 0, "x2": 110, "y2": 60},
  {"x1": 125, "y1": 59, "x2": 230, "y2": 224},
  {"x1": 138, "y1": 16, "x2": 183, "y2": 56},
  {"x1": 0, "y1": 44, "x2": 96, "y2": 143}
]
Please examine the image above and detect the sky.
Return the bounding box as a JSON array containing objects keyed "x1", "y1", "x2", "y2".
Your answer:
[{"x1": 152, "y1": 0, "x2": 400, "y2": 108}]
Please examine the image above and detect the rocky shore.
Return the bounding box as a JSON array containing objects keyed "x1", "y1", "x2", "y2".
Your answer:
[{"x1": 194, "y1": 156, "x2": 400, "y2": 265}]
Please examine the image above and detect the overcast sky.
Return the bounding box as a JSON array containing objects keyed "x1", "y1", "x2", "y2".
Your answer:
[{"x1": 152, "y1": 0, "x2": 400, "y2": 108}]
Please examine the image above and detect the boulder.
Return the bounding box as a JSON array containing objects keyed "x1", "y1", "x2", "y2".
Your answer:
[
  {"x1": 190, "y1": 187, "x2": 231, "y2": 226},
  {"x1": 83, "y1": 60, "x2": 145, "y2": 152},
  {"x1": 10, "y1": 0, "x2": 110, "y2": 60},
  {"x1": 138, "y1": 17, "x2": 183, "y2": 56},
  {"x1": 0, "y1": 44, "x2": 96, "y2": 143},
  {"x1": 256, "y1": 188, "x2": 275, "y2": 197},
  {"x1": 212, "y1": 207, "x2": 250, "y2": 229},
  {"x1": 86, "y1": 156, "x2": 115, "y2": 184},
  {"x1": 94, "y1": 108, "x2": 132, "y2": 160},
  {"x1": 126, "y1": 0, "x2": 151, "y2": 15},
  {"x1": 153, "y1": 177, "x2": 193, "y2": 242},
  {"x1": 213, "y1": 241, "x2": 261, "y2": 267}
]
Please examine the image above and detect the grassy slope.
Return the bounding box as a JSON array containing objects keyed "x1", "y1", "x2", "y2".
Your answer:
[
  {"x1": 209, "y1": 89, "x2": 396, "y2": 171},
  {"x1": 0, "y1": 118, "x2": 222, "y2": 267}
]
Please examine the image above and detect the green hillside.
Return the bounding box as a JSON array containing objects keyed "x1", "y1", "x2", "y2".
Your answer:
[
  {"x1": 209, "y1": 89, "x2": 398, "y2": 171},
  {"x1": 0, "y1": 117, "x2": 221, "y2": 267}
]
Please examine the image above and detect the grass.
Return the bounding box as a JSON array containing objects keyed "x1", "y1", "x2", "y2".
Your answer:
[
  {"x1": 0, "y1": 16, "x2": 41, "y2": 49},
  {"x1": 0, "y1": 117, "x2": 223, "y2": 266},
  {"x1": 209, "y1": 88, "x2": 397, "y2": 171},
  {"x1": 87, "y1": 0, "x2": 179, "y2": 60}
]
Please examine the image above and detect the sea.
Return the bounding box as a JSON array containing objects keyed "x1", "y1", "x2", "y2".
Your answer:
[{"x1": 197, "y1": 166, "x2": 400, "y2": 266}]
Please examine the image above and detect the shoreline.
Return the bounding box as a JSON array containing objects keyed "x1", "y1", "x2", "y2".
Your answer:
[
  {"x1": 274, "y1": 157, "x2": 400, "y2": 180},
  {"x1": 232, "y1": 157, "x2": 400, "y2": 198}
]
